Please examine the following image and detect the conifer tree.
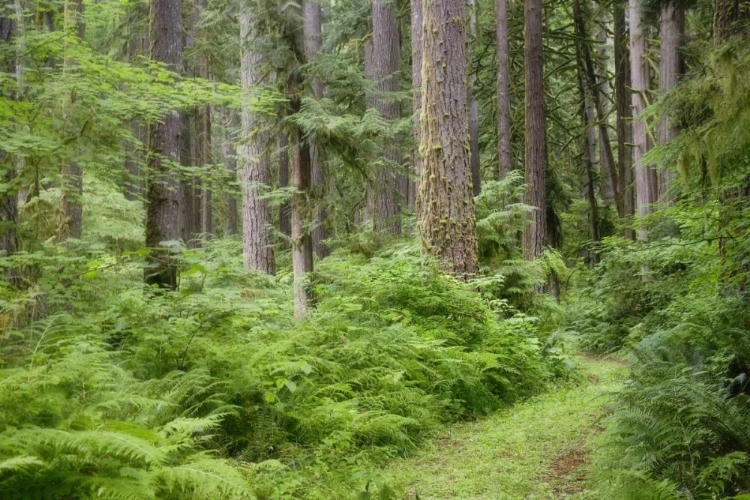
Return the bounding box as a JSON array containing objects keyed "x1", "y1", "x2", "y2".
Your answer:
[
  {"x1": 145, "y1": 0, "x2": 182, "y2": 289},
  {"x1": 418, "y1": 0, "x2": 478, "y2": 277}
]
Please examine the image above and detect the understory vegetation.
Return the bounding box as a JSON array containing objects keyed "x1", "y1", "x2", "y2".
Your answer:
[{"x1": 0, "y1": 220, "x2": 570, "y2": 499}]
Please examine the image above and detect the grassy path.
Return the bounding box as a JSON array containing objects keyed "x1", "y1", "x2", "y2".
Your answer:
[{"x1": 382, "y1": 356, "x2": 624, "y2": 500}]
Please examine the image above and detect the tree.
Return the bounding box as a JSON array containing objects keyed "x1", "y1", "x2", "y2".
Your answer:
[
  {"x1": 372, "y1": 0, "x2": 402, "y2": 234},
  {"x1": 572, "y1": 0, "x2": 620, "y2": 217},
  {"x1": 60, "y1": 0, "x2": 85, "y2": 242},
  {"x1": 629, "y1": 0, "x2": 654, "y2": 242},
  {"x1": 418, "y1": 0, "x2": 478, "y2": 277},
  {"x1": 304, "y1": 0, "x2": 329, "y2": 257},
  {"x1": 239, "y1": 6, "x2": 275, "y2": 274},
  {"x1": 522, "y1": 0, "x2": 547, "y2": 260},
  {"x1": 0, "y1": 0, "x2": 19, "y2": 286},
  {"x1": 278, "y1": 133, "x2": 291, "y2": 236},
  {"x1": 144, "y1": 0, "x2": 182, "y2": 289},
  {"x1": 614, "y1": 0, "x2": 634, "y2": 236},
  {"x1": 657, "y1": 2, "x2": 683, "y2": 203},
  {"x1": 467, "y1": 0, "x2": 481, "y2": 196},
  {"x1": 221, "y1": 108, "x2": 239, "y2": 235},
  {"x1": 496, "y1": 0, "x2": 512, "y2": 178},
  {"x1": 410, "y1": 0, "x2": 423, "y2": 206}
]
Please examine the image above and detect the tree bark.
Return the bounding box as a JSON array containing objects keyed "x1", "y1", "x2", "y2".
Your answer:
[
  {"x1": 572, "y1": 0, "x2": 620, "y2": 216},
  {"x1": 304, "y1": 0, "x2": 329, "y2": 257},
  {"x1": 145, "y1": 0, "x2": 181, "y2": 289},
  {"x1": 596, "y1": 9, "x2": 617, "y2": 209},
  {"x1": 221, "y1": 109, "x2": 239, "y2": 235},
  {"x1": 629, "y1": 0, "x2": 654, "y2": 242},
  {"x1": 60, "y1": 0, "x2": 84, "y2": 242},
  {"x1": 523, "y1": 0, "x2": 547, "y2": 260},
  {"x1": 278, "y1": 133, "x2": 291, "y2": 236},
  {"x1": 291, "y1": 100, "x2": 314, "y2": 317},
  {"x1": 240, "y1": 7, "x2": 275, "y2": 274},
  {"x1": 418, "y1": 0, "x2": 478, "y2": 278},
  {"x1": 467, "y1": 0, "x2": 481, "y2": 196},
  {"x1": 410, "y1": 0, "x2": 423, "y2": 206},
  {"x1": 614, "y1": 0, "x2": 633, "y2": 238},
  {"x1": 372, "y1": 0, "x2": 402, "y2": 234},
  {"x1": 657, "y1": 4, "x2": 683, "y2": 203},
  {"x1": 0, "y1": 0, "x2": 20, "y2": 286},
  {"x1": 496, "y1": 0, "x2": 512, "y2": 178},
  {"x1": 200, "y1": 103, "x2": 212, "y2": 236}
]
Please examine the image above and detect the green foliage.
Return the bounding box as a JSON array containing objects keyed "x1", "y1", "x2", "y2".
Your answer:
[{"x1": 0, "y1": 239, "x2": 558, "y2": 498}]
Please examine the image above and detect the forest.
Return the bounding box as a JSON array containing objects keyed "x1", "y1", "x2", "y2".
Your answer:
[{"x1": 0, "y1": 0, "x2": 749, "y2": 496}]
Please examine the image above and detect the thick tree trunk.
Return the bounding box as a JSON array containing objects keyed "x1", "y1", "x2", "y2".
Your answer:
[
  {"x1": 467, "y1": 0, "x2": 481, "y2": 196},
  {"x1": 658, "y1": 4, "x2": 683, "y2": 203},
  {"x1": 221, "y1": 109, "x2": 239, "y2": 235},
  {"x1": 629, "y1": 0, "x2": 653, "y2": 242},
  {"x1": 372, "y1": 0, "x2": 402, "y2": 234},
  {"x1": 418, "y1": 0, "x2": 478, "y2": 278},
  {"x1": 614, "y1": 0, "x2": 633, "y2": 237},
  {"x1": 240, "y1": 8, "x2": 275, "y2": 274},
  {"x1": 145, "y1": 0, "x2": 181, "y2": 289},
  {"x1": 496, "y1": 0, "x2": 512, "y2": 178},
  {"x1": 523, "y1": 0, "x2": 547, "y2": 260},
  {"x1": 278, "y1": 133, "x2": 291, "y2": 236},
  {"x1": 304, "y1": 0, "x2": 329, "y2": 257},
  {"x1": 573, "y1": 0, "x2": 620, "y2": 216},
  {"x1": 410, "y1": 0, "x2": 423, "y2": 206},
  {"x1": 179, "y1": 111, "x2": 200, "y2": 247},
  {"x1": 0, "y1": 1, "x2": 20, "y2": 286},
  {"x1": 60, "y1": 0, "x2": 84, "y2": 242}
]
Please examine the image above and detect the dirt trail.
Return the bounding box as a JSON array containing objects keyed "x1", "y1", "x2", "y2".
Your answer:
[{"x1": 382, "y1": 357, "x2": 624, "y2": 499}]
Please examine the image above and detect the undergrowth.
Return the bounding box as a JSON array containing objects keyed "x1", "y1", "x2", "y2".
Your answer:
[{"x1": 0, "y1": 238, "x2": 567, "y2": 499}]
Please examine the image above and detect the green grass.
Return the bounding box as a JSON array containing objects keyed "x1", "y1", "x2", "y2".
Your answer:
[{"x1": 382, "y1": 356, "x2": 625, "y2": 499}]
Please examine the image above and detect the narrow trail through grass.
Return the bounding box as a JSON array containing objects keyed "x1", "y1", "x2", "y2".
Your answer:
[{"x1": 383, "y1": 356, "x2": 624, "y2": 499}]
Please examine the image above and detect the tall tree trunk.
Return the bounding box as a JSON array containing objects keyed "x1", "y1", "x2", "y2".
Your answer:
[
  {"x1": 467, "y1": 0, "x2": 481, "y2": 196},
  {"x1": 240, "y1": 8, "x2": 274, "y2": 274},
  {"x1": 629, "y1": 0, "x2": 653, "y2": 242},
  {"x1": 304, "y1": 0, "x2": 329, "y2": 257},
  {"x1": 658, "y1": 4, "x2": 683, "y2": 203},
  {"x1": 614, "y1": 0, "x2": 633, "y2": 238},
  {"x1": 410, "y1": 0, "x2": 422, "y2": 206},
  {"x1": 577, "y1": 39, "x2": 600, "y2": 264},
  {"x1": 291, "y1": 94, "x2": 314, "y2": 317},
  {"x1": 714, "y1": 0, "x2": 747, "y2": 42},
  {"x1": 278, "y1": 133, "x2": 291, "y2": 237},
  {"x1": 372, "y1": 0, "x2": 402, "y2": 234},
  {"x1": 523, "y1": 0, "x2": 547, "y2": 260},
  {"x1": 496, "y1": 0, "x2": 512, "y2": 178},
  {"x1": 200, "y1": 102, "x2": 212, "y2": 236},
  {"x1": 221, "y1": 109, "x2": 239, "y2": 235},
  {"x1": 179, "y1": 111, "x2": 200, "y2": 247},
  {"x1": 418, "y1": 0, "x2": 478, "y2": 278},
  {"x1": 144, "y1": 0, "x2": 181, "y2": 289},
  {"x1": 124, "y1": 35, "x2": 148, "y2": 202},
  {"x1": 596, "y1": 9, "x2": 616, "y2": 209},
  {"x1": 0, "y1": 0, "x2": 20, "y2": 286},
  {"x1": 60, "y1": 0, "x2": 84, "y2": 242},
  {"x1": 572, "y1": 0, "x2": 620, "y2": 216}
]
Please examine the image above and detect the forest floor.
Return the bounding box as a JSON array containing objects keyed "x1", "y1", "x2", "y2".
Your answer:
[{"x1": 382, "y1": 356, "x2": 625, "y2": 499}]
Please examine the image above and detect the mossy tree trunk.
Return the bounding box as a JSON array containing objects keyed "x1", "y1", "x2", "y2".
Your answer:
[
  {"x1": 467, "y1": 0, "x2": 481, "y2": 196},
  {"x1": 239, "y1": 7, "x2": 275, "y2": 274},
  {"x1": 522, "y1": 0, "x2": 547, "y2": 260},
  {"x1": 417, "y1": 0, "x2": 478, "y2": 278},
  {"x1": 410, "y1": 0, "x2": 423, "y2": 206},
  {"x1": 144, "y1": 0, "x2": 181, "y2": 289}
]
